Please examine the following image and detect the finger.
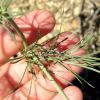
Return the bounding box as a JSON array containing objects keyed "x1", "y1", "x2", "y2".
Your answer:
[
  {"x1": 35, "y1": 49, "x2": 85, "y2": 95},
  {"x1": 0, "y1": 60, "x2": 57, "y2": 99},
  {"x1": 52, "y1": 86, "x2": 83, "y2": 100},
  {"x1": 0, "y1": 60, "x2": 31, "y2": 99},
  {"x1": 44, "y1": 32, "x2": 80, "y2": 52},
  {"x1": 0, "y1": 59, "x2": 58, "y2": 100},
  {"x1": 3, "y1": 76, "x2": 83, "y2": 100},
  {"x1": 0, "y1": 9, "x2": 55, "y2": 64},
  {"x1": 3, "y1": 77, "x2": 56, "y2": 100},
  {"x1": 28, "y1": 32, "x2": 85, "y2": 99},
  {"x1": 47, "y1": 49, "x2": 85, "y2": 88},
  {"x1": 0, "y1": 57, "x2": 83, "y2": 99},
  {"x1": 1, "y1": 32, "x2": 85, "y2": 99},
  {"x1": 0, "y1": 57, "x2": 83, "y2": 100},
  {"x1": 37, "y1": 32, "x2": 85, "y2": 90}
]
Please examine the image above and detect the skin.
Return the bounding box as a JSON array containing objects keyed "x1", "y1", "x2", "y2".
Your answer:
[{"x1": 0, "y1": 9, "x2": 84, "y2": 100}]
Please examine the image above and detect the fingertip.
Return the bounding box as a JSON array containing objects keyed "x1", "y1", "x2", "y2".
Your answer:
[
  {"x1": 33, "y1": 9, "x2": 56, "y2": 35},
  {"x1": 45, "y1": 32, "x2": 80, "y2": 52},
  {"x1": 52, "y1": 86, "x2": 83, "y2": 100},
  {"x1": 56, "y1": 32, "x2": 80, "y2": 52},
  {"x1": 64, "y1": 86, "x2": 83, "y2": 100},
  {"x1": 16, "y1": 9, "x2": 56, "y2": 43}
]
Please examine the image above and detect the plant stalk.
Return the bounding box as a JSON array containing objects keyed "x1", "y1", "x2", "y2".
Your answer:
[
  {"x1": 5, "y1": 13, "x2": 28, "y2": 50},
  {"x1": 39, "y1": 63, "x2": 68, "y2": 100},
  {"x1": 5, "y1": 12, "x2": 68, "y2": 100},
  {"x1": 33, "y1": 53, "x2": 68, "y2": 100}
]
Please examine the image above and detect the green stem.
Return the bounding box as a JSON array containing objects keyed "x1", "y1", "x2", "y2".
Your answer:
[
  {"x1": 39, "y1": 63, "x2": 68, "y2": 100},
  {"x1": 5, "y1": 13, "x2": 28, "y2": 50},
  {"x1": 5, "y1": 12, "x2": 68, "y2": 100},
  {"x1": 33, "y1": 54, "x2": 68, "y2": 100}
]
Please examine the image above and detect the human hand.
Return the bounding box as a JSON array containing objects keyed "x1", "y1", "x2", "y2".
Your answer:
[{"x1": 0, "y1": 9, "x2": 84, "y2": 100}]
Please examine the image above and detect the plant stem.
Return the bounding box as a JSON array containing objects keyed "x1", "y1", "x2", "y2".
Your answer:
[
  {"x1": 5, "y1": 12, "x2": 68, "y2": 100},
  {"x1": 33, "y1": 53, "x2": 68, "y2": 100},
  {"x1": 5, "y1": 13, "x2": 28, "y2": 50},
  {"x1": 39, "y1": 63, "x2": 68, "y2": 100}
]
